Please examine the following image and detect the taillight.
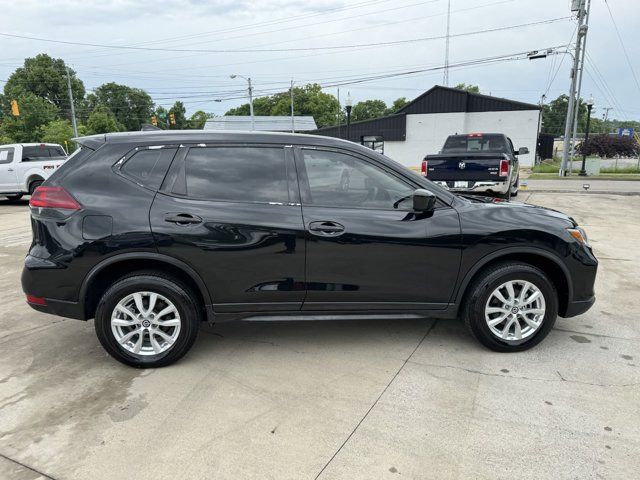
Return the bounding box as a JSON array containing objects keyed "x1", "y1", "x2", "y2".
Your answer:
[
  {"x1": 29, "y1": 186, "x2": 81, "y2": 211},
  {"x1": 499, "y1": 159, "x2": 509, "y2": 177},
  {"x1": 421, "y1": 160, "x2": 427, "y2": 176},
  {"x1": 26, "y1": 295, "x2": 47, "y2": 306}
]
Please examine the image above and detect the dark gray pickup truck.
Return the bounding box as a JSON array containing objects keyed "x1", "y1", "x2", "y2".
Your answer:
[{"x1": 422, "y1": 133, "x2": 528, "y2": 200}]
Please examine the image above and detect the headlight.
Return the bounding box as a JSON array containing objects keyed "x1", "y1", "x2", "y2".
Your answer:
[{"x1": 568, "y1": 227, "x2": 589, "y2": 246}]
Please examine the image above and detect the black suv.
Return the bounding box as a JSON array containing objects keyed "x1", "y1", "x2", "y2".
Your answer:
[{"x1": 22, "y1": 131, "x2": 597, "y2": 367}]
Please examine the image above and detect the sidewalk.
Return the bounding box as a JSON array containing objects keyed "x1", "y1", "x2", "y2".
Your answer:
[{"x1": 521, "y1": 178, "x2": 640, "y2": 195}]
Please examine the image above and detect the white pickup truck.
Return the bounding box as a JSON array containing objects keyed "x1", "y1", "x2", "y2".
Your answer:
[{"x1": 0, "y1": 143, "x2": 68, "y2": 200}]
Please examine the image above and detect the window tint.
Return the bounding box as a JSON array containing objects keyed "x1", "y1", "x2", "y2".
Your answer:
[
  {"x1": 22, "y1": 145, "x2": 51, "y2": 161},
  {"x1": 301, "y1": 150, "x2": 414, "y2": 210},
  {"x1": 48, "y1": 146, "x2": 66, "y2": 157},
  {"x1": 121, "y1": 148, "x2": 177, "y2": 190},
  {"x1": 0, "y1": 148, "x2": 14, "y2": 164},
  {"x1": 180, "y1": 147, "x2": 288, "y2": 203},
  {"x1": 441, "y1": 135, "x2": 507, "y2": 153}
]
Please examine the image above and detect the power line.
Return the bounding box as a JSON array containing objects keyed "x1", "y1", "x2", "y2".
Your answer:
[
  {"x1": 0, "y1": 17, "x2": 570, "y2": 54},
  {"x1": 603, "y1": 0, "x2": 640, "y2": 93}
]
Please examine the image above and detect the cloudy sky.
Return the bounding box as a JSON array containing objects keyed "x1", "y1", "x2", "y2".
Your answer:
[{"x1": 1, "y1": 0, "x2": 638, "y2": 120}]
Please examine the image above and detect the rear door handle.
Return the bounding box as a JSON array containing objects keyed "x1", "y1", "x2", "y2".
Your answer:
[
  {"x1": 308, "y1": 221, "x2": 345, "y2": 236},
  {"x1": 164, "y1": 213, "x2": 202, "y2": 225}
]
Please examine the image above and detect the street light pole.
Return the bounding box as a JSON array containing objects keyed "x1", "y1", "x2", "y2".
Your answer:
[
  {"x1": 579, "y1": 95, "x2": 594, "y2": 176},
  {"x1": 230, "y1": 74, "x2": 254, "y2": 131},
  {"x1": 345, "y1": 92, "x2": 352, "y2": 140}
]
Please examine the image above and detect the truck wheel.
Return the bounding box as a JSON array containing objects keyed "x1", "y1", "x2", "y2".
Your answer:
[
  {"x1": 28, "y1": 180, "x2": 43, "y2": 195},
  {"x1": 511, "y1": 176, "x2": 519, "y2": 197},
  {"x1": 94, "y1": 271, "x2": 201, "y2": 368},
  {"x1": 463, "y1": 262, "x2": 558, "y2": 352},
  {"x1": 4, "y1": 194, "x2": 23, "y2": 202}
]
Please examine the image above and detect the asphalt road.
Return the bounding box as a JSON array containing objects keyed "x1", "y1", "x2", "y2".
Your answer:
[{"x1": 0, "y1": 193, "x2": 638, "y2": 480}]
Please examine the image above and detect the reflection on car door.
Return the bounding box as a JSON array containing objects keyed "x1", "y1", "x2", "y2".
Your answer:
[
  {"x1": 295, "y1": 147, "x2": 461, "y2": 311},
  {"x1": 150, "y1": 145, "x2": 306, "y2": 312}
]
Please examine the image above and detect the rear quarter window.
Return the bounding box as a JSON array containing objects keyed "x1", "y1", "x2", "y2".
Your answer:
[{"x1": 120, "y1": 148, "x2": 177, "y2": 190}]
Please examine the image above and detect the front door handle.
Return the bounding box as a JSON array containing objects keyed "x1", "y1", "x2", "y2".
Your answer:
[
  {"x1": 164, "y1": 213, "x2": 202, "y2": 225},
  {"x1": 308, "y1": 221, "x2": 345, "y2": 236}
]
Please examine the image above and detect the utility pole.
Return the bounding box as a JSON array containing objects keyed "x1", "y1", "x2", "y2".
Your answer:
[
  {"x1": 247, "y1": 77, "x2": 255, "y2": 131},
  {"x1": 602, "y1": 107, "x2": 613, "y2": 121},
  {"x1": 560, "y1": 0, "x2": 590, "y2": 176},
  {"x1": 290, "y1": 79, "x2": 295, "y2": 133},
  {"x1": 66, "y1": 66, "x2": 78, "y2": 138},
  {"x1": 443, "y1": 0, "x2": 451, "y2": 86},
  {"x1": 569, "y1": 0, "x2": 592, "y2": 174}
]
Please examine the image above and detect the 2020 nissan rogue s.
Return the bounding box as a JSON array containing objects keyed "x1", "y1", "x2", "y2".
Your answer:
[{"x1": 22, "y1": 131, "x2": 597, "y2": 367}]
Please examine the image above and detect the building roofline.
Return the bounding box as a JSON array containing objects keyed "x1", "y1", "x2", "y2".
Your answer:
[{"x1": 396, "y1": 85, "x2": 541, "y2": 113}]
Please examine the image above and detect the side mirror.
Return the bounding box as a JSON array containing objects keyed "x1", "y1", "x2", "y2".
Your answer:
[
  {"x1": 413, "y1": 189, "x2": 437, "y2": 212},
  {"x1": 517, "y1": 147, "x2": 529, "y2": 155}
]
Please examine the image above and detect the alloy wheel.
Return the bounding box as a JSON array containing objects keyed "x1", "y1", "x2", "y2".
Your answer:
[
  {"x1": 484, "y1": 280, "x2": 546, "y2": 343},
  {"x1": 111, "y1": 291, "x2": 181, "y2": 356}
]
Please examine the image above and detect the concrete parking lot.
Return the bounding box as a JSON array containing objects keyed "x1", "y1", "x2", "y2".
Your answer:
[{"x1": 0, "y1": 192, "x2": 638, "y2": 480}]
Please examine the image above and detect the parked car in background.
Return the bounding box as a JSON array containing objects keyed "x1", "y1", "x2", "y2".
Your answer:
[
  {"x1": 0, "y1": 143, "x2": 68, "y2": 200},
  {"x1": 22, "y1": 131, "x2": 596, "y2": 368},
  {"x1": 422, "y1": 133, "x2": 526, "y2": 200}
]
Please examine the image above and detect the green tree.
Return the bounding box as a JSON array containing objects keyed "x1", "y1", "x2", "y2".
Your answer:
[
  {"x1": 39, "y1": 119, "x2": 76, "y2": 151},
  {"x1": 88, "y1": 82, "x2": 154, "y2": 131},
  {"x1": 0, "y1": 92, "x2": 58, "y2": 142},
  {"x1": 189, "y1": 110, "x2": 210, "y2": 129},
  {"x1": 168, "y1": 101, "x2": 187, "y2": 129},
  {"x1": 387, "y1": 97, "x2": 409, "y2": 113},
  {"x1": 454, "y1": 83, "x2": 480, "y2": 93},
  {"x1": 541, "y1": 95, "x2": 588, "y2": 137},
  {"x1": 86, "y1": 105, "x2": 122, "y2": 134},
  {"x1": 225, "y1": 83, "x2": 340, "y2": 128},
  {"x1": 350, "y1": 99, "x2": 388, "y2": 122},
  {"x1": 3, "y1": 54, "x2": 85, "y2": 122}
]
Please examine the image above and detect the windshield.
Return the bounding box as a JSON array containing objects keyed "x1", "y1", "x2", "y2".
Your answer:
[{"x1": 442, "y1": 135, "x2": 508, "y2": 154}]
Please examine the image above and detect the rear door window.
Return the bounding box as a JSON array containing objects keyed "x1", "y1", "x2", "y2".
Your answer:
[
  {"x1": 121, "y1": 148, "x2": 177, "y2": 190},
  {"x1": 176, "y1": 146, "x2": 289, "y2": 203},
  {"x1": 0, "y1": 147, "x2": 14, "y2": 164}
]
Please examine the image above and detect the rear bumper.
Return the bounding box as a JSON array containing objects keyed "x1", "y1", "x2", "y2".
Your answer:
[
  {"x1": 26, "y1": 297, "x2": 86, "y2": 320},
  {"x1": 562, "y1": 296, "x2": 596, "y2": 318},
  {"x1": 434, "y1": 180, "x2": 510, "y2": 194}
]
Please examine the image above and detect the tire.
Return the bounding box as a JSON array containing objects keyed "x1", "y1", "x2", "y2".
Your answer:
[
  {"x1": 94, "y1": 271, "x2": 201, "y2": 368},
  {"x1": 28, "y1": 180, "x2": 43, "y2": 195},
  {"x1": 4, "y1": 193, "x2": 23, "y2": 201},
  {"x1": 462, "y1": 262, "x2": 558, "y2": 352},
  {"x1": 511, "y1": 176, "x2": 519, "y2": 197}
]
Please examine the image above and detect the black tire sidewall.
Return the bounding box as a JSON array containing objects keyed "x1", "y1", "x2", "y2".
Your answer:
[
  {"x1": 95, "y1": 275, "x2": 200, "y2": 368},
  {"x1": 466, "y1": 265, "x2": 558, "y2": 352},
  {"x1": 29, "y1": 180, "x2": 43, "y2": 195}
]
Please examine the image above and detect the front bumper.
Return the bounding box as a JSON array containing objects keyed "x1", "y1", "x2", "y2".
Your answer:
[
  {"x1": 434, "y1": 180, "x2": 510, "y2": 194},
  {"x1": 563, "y1": 296, "x2": 596, "y2": 318}
]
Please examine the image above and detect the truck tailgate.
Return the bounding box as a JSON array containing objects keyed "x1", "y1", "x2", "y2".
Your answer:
[{"x1": 425, "y1": 153, "x2": 506, "y2": 181}]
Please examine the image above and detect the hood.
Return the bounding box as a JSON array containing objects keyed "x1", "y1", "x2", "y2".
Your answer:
[{"x1": 456, "y1": 194, "x2": 577, "y2": 226}]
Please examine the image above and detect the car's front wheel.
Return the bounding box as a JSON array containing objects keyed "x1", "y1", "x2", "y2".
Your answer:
[
  {"x1": 94, "y1": 272, "x2": 201, "y2": 368},
  {"x1": 463, "y1": 262, "x2": 558, "y2": 352}
]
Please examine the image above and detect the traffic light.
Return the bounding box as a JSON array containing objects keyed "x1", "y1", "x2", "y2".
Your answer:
[
  {"x1": 151, "y1": 116, "x2": 157, "y2": 126},
  {"x1": 169, "y1": 113, "x2": 176, "y2": 125},
  {"x1": 10, "y1": 100, "x2": 20, "y2": 116}
]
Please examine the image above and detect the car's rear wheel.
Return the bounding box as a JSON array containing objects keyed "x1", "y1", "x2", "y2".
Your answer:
[
  {"x1": 28, "y1": 180, "x2": 43, "y2": 195},
  {"x1": 94, "y1": 272, "x2": 201, "y2": 368},
  {"x1": 463, "y1": 262, "x2": 558, "y2": 352}
]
